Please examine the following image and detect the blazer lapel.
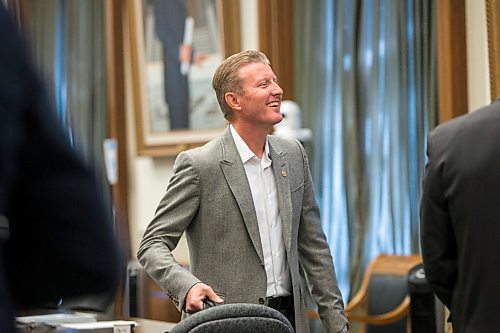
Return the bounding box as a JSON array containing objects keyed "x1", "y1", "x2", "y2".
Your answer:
[
  {"x1": 219, "y1": 128, "x2": 264, "y2": 263},
  {"x1": 269, "y1": 137, "x2": 292, "y2": 253}
]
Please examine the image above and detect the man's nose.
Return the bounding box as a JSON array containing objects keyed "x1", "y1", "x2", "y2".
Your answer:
[{"x1": 272, "y1": 82, "x2": 283, "y2": 95}]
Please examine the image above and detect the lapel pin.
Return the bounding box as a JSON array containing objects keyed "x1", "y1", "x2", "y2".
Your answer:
[{"x1": 281, "y1": 169, "x2": 287, "y2": 177}]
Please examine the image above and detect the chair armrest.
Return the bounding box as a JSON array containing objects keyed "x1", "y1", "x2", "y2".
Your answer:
[
  {"x1": 345, "y1": 291, "x2": 367, "y2": 312},
  {"x1": 345, "y1": 296, "x2": 410, "y2": 325}
]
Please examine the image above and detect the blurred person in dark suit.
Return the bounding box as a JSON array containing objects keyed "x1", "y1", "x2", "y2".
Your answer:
[
  {"x1": 420, "y1": 99, "x2": 500, "y2": 333},
  {"x1": 0, "y1": 5, "x2": 121, "y2": 332},
  {"x1": 153, "y1": 0, "x2": 191, "y2": 129}
]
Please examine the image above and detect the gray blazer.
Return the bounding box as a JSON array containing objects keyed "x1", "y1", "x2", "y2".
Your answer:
[{"x1": 138, "y1": 127, "x2": 347, "y2": 333}]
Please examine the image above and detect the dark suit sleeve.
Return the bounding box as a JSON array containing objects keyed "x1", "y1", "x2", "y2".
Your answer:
[
  {"x1": 0, "y1": 5, "x2": 121, "y2": 310},
  {"x1": 420, "y1": 131, "x2": 458, "y2": 308}
]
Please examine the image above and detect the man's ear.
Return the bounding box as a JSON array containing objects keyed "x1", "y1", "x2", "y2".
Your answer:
[{"x1": 225, "y1": 92, "x2": 241, "y2": 111}]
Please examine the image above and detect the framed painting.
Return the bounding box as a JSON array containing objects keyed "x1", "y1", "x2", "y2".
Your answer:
[{"x1": 129, "y1": 0, "x2": 240, "y2": 156}]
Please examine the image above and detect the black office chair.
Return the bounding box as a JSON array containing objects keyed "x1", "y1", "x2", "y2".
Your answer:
[{"x1": 169, "y1": 303, "x2": 294, "y2": 333}]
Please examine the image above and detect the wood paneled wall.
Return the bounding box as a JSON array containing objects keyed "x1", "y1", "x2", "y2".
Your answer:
[
  {"x1": 258, "y1": 0, "x2": 295, "y2": 100},
  {"x1": 487, "y1": 0, "x2": 500, "y2": 101},
  {"x1": 436, "y1": 0, "x2": 468, "y2": 123},
  {"x1": 105, "y1": 0, "x2": 131, "y2": 317}
]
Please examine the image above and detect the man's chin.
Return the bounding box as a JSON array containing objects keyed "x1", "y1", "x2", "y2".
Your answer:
[
  {"x1": 271, "y1": 110, "x2": 284, "y2": 123},
  {"x1": 271, "y1": 117, "x2": 283, "y2": 127}
]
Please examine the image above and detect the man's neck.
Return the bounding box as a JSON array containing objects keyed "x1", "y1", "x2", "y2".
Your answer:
[{"x1": 232, "y1": 123, "x2": 269, "y2": 159}]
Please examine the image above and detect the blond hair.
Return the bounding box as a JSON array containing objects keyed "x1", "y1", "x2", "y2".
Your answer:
[{"x1": 212, "y1": 50, "x2": 270, "y2": 121}]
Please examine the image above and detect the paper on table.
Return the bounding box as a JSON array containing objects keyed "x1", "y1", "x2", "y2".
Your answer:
[
  {"x1": 15, "y1": 312, "x2": 97, "y2": 326},
  {"x1": 180, "y1": 16, "x2": 194, "y2": 75},
  {"x1": 60, "y1": 320, "x2": 137, "y2": 330}
]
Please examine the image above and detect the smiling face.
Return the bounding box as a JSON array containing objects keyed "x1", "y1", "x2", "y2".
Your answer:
[{"x1": 229, "y1": 62, "x2": 284, "y2": 130}]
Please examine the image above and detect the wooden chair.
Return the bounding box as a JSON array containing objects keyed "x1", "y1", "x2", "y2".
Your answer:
[{"x1": 345, "y1": 254, "x2": 422, "y2": 333}]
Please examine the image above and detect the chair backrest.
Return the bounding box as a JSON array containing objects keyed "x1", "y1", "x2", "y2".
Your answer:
[
  {"x1": 365, "y1": 254, "x2": 422, "y2": 278},
  {"x1": 366, "y1": 272, "x2": 409, "y2": 333},
  {"x1": 169, "y1": 303, "x2": 294, "y2": 333}
]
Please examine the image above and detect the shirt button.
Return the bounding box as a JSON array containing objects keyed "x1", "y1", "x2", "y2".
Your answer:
[{"x1": 259, "y1": 297, "x2": 265, "y2": 305}]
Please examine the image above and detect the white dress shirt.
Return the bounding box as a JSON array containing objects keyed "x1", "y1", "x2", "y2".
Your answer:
[{"x1": 230, "y1": 125, "x2": 291, "y2": 297}]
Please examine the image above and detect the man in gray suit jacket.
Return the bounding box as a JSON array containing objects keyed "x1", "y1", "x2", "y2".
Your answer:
[
  {"x1": 138, "y1": 50, "x2": 348, "y2": 333},
  {"x1": 420, "y1": 100, "x2": 500, "y2": 333}
]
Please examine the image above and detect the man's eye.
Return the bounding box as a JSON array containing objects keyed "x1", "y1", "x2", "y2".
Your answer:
[{"x1": 260, "y1": 82, "x2": 268, "y2": 87}]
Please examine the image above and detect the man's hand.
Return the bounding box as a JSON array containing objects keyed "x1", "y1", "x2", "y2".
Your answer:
[
  {"x1": 179, "y1": 43, "x2": 192, "y2": 63},
  {"x1": 184, "y1": 283, "x2": 223, "y2": 314}
]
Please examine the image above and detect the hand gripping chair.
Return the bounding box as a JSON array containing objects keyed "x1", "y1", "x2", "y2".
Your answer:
[
  {"x1": 345, "y1": 254, "x2": 422, "y2": 333},
  {"x1": 169, "y1": 303, "x2": 294, "y2": 333}
]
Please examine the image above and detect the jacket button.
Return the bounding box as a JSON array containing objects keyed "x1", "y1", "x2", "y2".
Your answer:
[{"x1": 259, "y1": 298, "x2": 265, "y2": 305}]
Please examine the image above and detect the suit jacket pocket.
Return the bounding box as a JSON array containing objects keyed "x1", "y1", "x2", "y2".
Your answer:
[{"x1": 291, "y1": 181, "x2": 304, "y2": 193}]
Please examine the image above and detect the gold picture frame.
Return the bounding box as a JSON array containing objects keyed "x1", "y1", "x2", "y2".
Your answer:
[
  {"x1": 486, "y1": 0, "x2": 500, "y2": 101},
  {"x1": 129, "y1": 0, "x2": 240, "y2": 156}
]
